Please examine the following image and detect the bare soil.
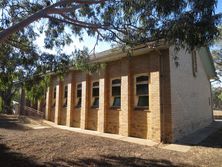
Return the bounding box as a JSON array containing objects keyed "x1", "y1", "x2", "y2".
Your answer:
[{"x1": 0, "y1": 114, "x2": 222, "y2": 167}]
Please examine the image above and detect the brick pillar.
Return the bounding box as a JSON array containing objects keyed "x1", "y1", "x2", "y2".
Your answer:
[
  {"x1": 80, "y1": 74, "x2": 89, "y2": 129},
  {"x1": 120, "y1": 59, "x2": 131, "y2": 136},
  {"x1": 55, "y1": 80, "x2": 63, "y2": 125},
  {"x1": 149, "y1": 71, "x2": 161, "y2": 142},
  {"x1": 45, "y1": 83, "x2": 52, "y2": 120},
  {"x1": 98, "y1": 69, "x2": 107, "y2": 132},
  {"x1": 66, "y1": 72, "x2": 74, "y2": 127}
]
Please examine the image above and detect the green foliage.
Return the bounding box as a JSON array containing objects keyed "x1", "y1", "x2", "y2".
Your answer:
[
  {"x1": 0, "y1": 97, "x2": 2, "y2": 113},
  {"x1": 219, "y1": 92, "x2": 222, "y2": 101},
  {"x1": 25, "y1": 75, "x2": 50, "y2": 103},
  {"x1": 0, "y1": 0, "x2": 221, "y2": 50},
  {"x1": 73, "y1": 48, "x2": 106, "y2": 74},
  {"x1": 212, "y1": 87, "x2": 222, "y2": 110},
  {"x1": 212, "y1": 26, "x2": 222, "y2": 78},
  {"x1": 0, "y1": 0, "x2": 221, "y2": 113}
]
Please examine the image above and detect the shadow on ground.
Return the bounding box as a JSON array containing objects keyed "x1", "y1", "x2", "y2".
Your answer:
[
  {"x1": 175, "y1": 121, "x2": 222, "y2": 149},
  {"x1": 0, "y1": 114, "x2": 30, "y2": 131},
  {"x1": 198, "y1": 127, "x2": 222, "y2": 148},
  {"x1": 0, "y1": 143, "x2": 43, "y2": 167},
  {"x1": 46, "y1": 156, "x2": 194, "y2": 167}
]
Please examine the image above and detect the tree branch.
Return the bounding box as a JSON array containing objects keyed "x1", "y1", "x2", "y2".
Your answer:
[{"x1": 0, "y1": 0, "x2": 107, "y2": 43}]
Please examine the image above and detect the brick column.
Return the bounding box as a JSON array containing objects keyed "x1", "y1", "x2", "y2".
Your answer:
[
  {"x1": 149, "y1": 71, "x2": 161, "y2": 142},
  {"x1": 55, "y1": 80, "x2": 63, "y2": 125},
  {"x1": 98, "y1": 69, "x2": 107, "y2": 132},
  {"x1": 66, "y1": 72, "x2": 74, "y2": 127},
  {"x1": 120, "y1": 59, "x2": 131, "y2": 136},
  {"x1": 80, "y1": 74, "x2": 89, "y2": 129},
  {"x1": 45, "y1": 83, "x2": 52, "y2": 120}
]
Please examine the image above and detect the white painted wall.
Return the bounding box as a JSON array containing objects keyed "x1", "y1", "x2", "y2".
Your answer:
[{"x1": 169, "y1": 46, "x2": 213, "y2": 141}]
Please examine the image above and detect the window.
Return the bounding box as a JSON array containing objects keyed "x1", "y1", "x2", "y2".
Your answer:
[
  {"x1": 111, "y1": 79, "x2": 121, "y2": 107},
  {"x1": 63, "y1": 85, "x2": 68, "y2": 107},
  {"x1": 92, "y1": 81, "x2": 99, "y2": 108},
  {"x1": 52, "y1": 86, "x2": 56, "y2": 108},
  {"x1": 135, "y1": 75, "x2": 149, "y2": 108},
  {"x1": 192, "y1": 50, "x2": 198, "y2": 77},
  {"x1": 53, "y1": 87, "x2": 56, "y2": 99},
  {"x1": 76, "y1": 83, "x2": 82, "y2": 108}
]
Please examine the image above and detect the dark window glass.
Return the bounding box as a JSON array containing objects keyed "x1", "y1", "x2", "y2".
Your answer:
[
  {"x1": 77, "y1": 84, "x2": 82, "y2": 89},
  {"x1": 53, "y1": 87, "x2": 56, "y2": 98},
  {"x1": 112, "y1": 86, "x2": 120, "y2": 96},
  {"x1": 93, "y1": 88, "x2": 99, "y2": 97},
  {"x1": 64, "y1": 86, "x2": 68, "y2": 98},
  {"x1": 63, "y1": 99, "x2": 67, "y2": 107},
  {"x1": 112, "y1": 97, "x2": 121, "y2": 107},
  {"x1": 77, "y1": 90, "x2": 82, "y2": 98},
  {"x1": 136, "y1": 76, "x2": 148, "y2": 82},
  {"x1": 92, "y1": 97, "x2": 99, "y2": 107},
  {"x1": 76, "y1": 98, "x2": 81, "y2": 108},
  {"x1": 93, "y1": 82, "x2": 99, "y2": 87},
  {"x1": 112, "y1": 79, "x2": 121, "y2": 85},
  {"x1": 136, "y1": 84, "x2": 148, "y2": 95},
  {"x1": 137, "y1": 96, "x2": 149, "y2": 107}
]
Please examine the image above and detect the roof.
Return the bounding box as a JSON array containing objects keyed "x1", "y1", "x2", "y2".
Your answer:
[
  {"x1": 197, "y1": 47, "x2": 217, "y2": 79},
  {"x1": 90, "y1": 41, "x2": 168, "y2": 63}
]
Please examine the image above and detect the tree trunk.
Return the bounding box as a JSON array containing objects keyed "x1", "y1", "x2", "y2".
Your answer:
[
  {"x1": 19, "y1": 87, "x2": 26, "y2": 115},
  {"x1": 1, "y1": 95, "x2": 13, "y2": 114}
]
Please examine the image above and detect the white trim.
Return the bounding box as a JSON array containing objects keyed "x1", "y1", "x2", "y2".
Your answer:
[
  {"x1": 110, "y1": 77, "x2": 121, "y2": 107},
  {"x1": 134, "y1": 73, "x2": 149, "y2": 108},
  {"x1": 76, "y1": 82, "x2": 82, "y2": 108},
  {"x1": 91, "y1": 80, "x2": 99, "y2": 107}
]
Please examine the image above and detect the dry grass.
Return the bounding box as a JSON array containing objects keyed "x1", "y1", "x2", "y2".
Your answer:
[{"x1": 0, "y1": 114, "x2": 222, "y2": 167}]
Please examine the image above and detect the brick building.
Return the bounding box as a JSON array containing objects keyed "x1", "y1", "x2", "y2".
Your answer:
[{"x1": 44, "y1": 43, "x2": 216, "y2": 143}]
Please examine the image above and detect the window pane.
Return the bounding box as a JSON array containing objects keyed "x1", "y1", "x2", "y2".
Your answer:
[
  {"x1": 53, "y1": 87, "x2": 56, "y2": 98},
  {"x1": 92, "y1": 97, "x2": 99, "y2": 107},
  {"x1": 137, "y1": 96, "x2": 149, "y2": 107},
  {"x1": 93, "y1": 82, "x2": 99, "y2": 87},
  {"x1": 77, "y1": 90, "x2": 82, "y2": 97},
  {"x1": 63, "y1": 99, "x2": 67, "y2": 107},
  {"x1": 76, "y1": 98, "x2": 81, "y2": 108},
  {"x1": 112, "y1": 79, "x2": 121, "y2": 85},
  {"x1": 112, "y1": 97, "x2": 121, "y2": 107},
  {"x1": 93, "y1": 88, "x2": 99, "y2": 97},
  {"x1": 136, "y1": 76, "x2": 148, "y2": 83},
  {"x1": 136, "y1": 84, "x2": 148, "y2": 95},
  {"x1": 112, "y1": 86, "x2": 120, "y2": 96},
  {"x1": 77, "y1": 84, "x2": 82, "y2": 89},
  {"x1": 64, "y1": 86, "x2": 68, "y2": 98}
]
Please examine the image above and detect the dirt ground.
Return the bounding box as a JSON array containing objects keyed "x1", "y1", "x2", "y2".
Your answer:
[{"x1": 0, "y1": 114, "x2": 222, "y2": 167}]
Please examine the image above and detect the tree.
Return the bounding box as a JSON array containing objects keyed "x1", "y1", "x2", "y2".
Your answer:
[
  {"x1": 0, "y1": 31, "x2": 71, "y2": 114},
  {"x1": 212, "y1": 26, "x2": 222, "y2": 78},
  {"x1": 212, "y1": 87, "x2": 222, "y2": 110},
  {"x1": 0, "y1": 0, "x2": 221, "y2": 51},
  {"x1": 0, "y1": 0, "x2": 221, "y2": 113}
]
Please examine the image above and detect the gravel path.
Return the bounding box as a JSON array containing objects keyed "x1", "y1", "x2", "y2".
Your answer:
[{"x1": 0, "y1": 114, "x2": 222, "y2": 167}]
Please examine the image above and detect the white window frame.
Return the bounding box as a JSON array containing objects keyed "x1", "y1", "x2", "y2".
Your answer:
[
  {"x1": 110, "y1": 78, "x2": 121, "y2": 108},
  {"x1": 63, "y1": 85, "x2": 68, "y2": 108},
  {"x1": 76, "y1": 82, "x2": 82, "y2": 108},
  {"x1": 134, "y1": 73, "x2": 149, "y2": 109},
  {"x1": 91, "y1": 80, "x2": 99, "y2": 108},
  {"x1": 52, "y1": 86, "x2": 56, "y2": 108}
]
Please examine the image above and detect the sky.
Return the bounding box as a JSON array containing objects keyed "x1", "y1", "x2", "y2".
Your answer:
[
  {"x1": 35, "y1": 1, "x2": 222, "y2": 55},
  {"x1": 217, "y1": 0, "x2": 222, "y2": 14}
]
